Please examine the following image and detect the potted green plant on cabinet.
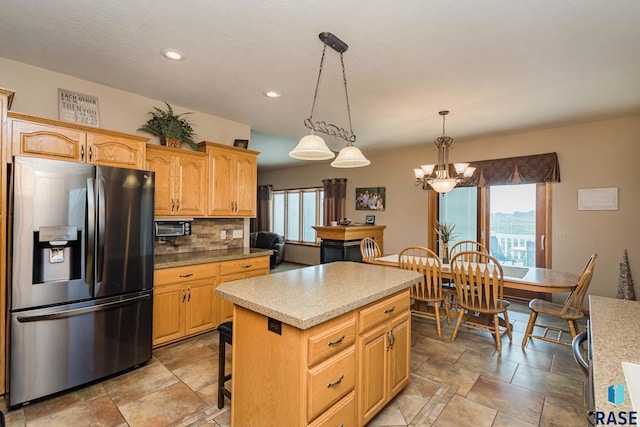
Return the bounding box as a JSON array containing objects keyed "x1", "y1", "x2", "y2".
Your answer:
[{"x1": 138, "y1": 102, "x2": 198, "y2": 150}]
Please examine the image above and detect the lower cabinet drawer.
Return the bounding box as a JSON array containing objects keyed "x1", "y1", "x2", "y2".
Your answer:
[
  {"x1": 219, "y1": 256, "x2": 269, "y2": 275},
  {"x1": 307, "y1": 346, "x2": 355, "y2": 422},
  {"x1": 358, "y1": 290, "x2": 410, "y2": 334},
  {"x1": 308, "y1": 391, "x2": 355, "y2": 427},
  {"x1": 307, "y1": 314, "x2": 356, "y2": 368}
]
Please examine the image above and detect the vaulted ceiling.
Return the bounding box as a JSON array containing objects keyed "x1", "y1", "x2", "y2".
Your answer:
[{"x1": 1, "y1": 1, "x2": 639, "y2": 169}]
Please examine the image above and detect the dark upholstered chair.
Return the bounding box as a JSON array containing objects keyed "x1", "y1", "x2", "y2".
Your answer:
[{"x1": 250, "y1": 232, "x2": 285, "y2": 268}]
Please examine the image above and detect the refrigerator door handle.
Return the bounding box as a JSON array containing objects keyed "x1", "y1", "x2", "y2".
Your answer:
[
  {"x1": 85, "y1": 177, "x2": 95, "y2": 285},
  {"x1": 16, "y1": 293, "x2": 151, "y2": 323},
  {"x1": 96, "y1": 177, "x2": 106, "y2": 283}
]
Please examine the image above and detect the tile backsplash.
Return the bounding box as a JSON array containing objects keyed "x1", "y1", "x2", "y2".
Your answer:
[{"x1": 154, "y1": 218, "x2": 245, "y2": 255}]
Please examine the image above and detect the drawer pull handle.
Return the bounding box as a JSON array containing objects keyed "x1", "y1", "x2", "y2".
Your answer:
[
  {"x1": 328, "y1": 335, "x2": 345, "y2": 346},
  {"x1": 327, "y1": 374, "x2": 344, "y2": 388},
  {"x1": 242, "y1": 265, "x2": 252, "y2": 269},
  {"x1": 384, "y1": 306, "x2": 395, "y2": 314},
  {"x1": 179, "y1": 273, "x2": 194, "y2": 278}
]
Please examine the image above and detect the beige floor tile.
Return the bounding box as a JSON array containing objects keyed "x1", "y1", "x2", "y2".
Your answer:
[
  {"x1": 28, "y1": 395, "x2": 126, "y2": 427},
  {"x1": 433, "y1": 395, "x2": 496, "y2": 427},
  {"x1": 153, "y1": 339, "x2": 218, "y2": 371},
  {"x1": 171, "y1": 355, "x2": 218, "y2": 392},
  {"x1": 368, "y1": 401, "x2": 407, "y2": 426},
  {"x1": 466, "y1": 375, "x2": 544, "y2": 425},
  {"x1": 22, "y1": 383, "x2": 107, "y2": 423},
  {"x1": 118, "y1": 382, "x2": 207, "y2": 427},
  {"x1": 493, "y1": 341, "x2": 554, "y2": 371},
  {"x1": 416, "y1": 357, "x2": 480, "y2": 397},
  {"x1": 551, "y1": 350, "x2": 587, "y2": 380},
  {"x1": 102, "y1": 362, "x2": 179, "y2": 405},
  {"x1": 539, "y1": 395, "x2": 587, "y2": 427},
  {"x1": 454, "y1": 349, "x2": 519, "y2": 383},
  {"x1": 511, "y1": 364, "x2": 585, "y2": 407},
  {"x1": 413, "y1": 335, "x2": 466, "y2": 364},
  {"x1": 492, "y1": 411, "x2": 537, "y2": 427}
]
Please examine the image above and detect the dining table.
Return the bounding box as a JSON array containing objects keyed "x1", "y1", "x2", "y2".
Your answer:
[{"x1": 363, "y1": 254, "x2": 580, "y2": 294}]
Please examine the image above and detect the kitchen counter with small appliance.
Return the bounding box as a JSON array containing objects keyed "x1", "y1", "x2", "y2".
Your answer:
[
  {"x1": 8, "y1": 156, "x2": 155, "y2": 407},
  {"x1": 154, "y1": 247, "x2": 272, "y2": 269}
]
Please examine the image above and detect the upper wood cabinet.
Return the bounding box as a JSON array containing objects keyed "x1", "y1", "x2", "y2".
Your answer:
[
  {"x1": 8, "y1": 112, "x2": 147, "y2": 169},
  {"x1": 198, "y1": 141, "x2": 258, "y2": 217},
  {"x1": 145, "y1": 144, "x2": 207, "y2": 217}
]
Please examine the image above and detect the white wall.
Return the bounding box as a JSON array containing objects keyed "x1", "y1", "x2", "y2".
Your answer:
[
  {"x1": 0, "y1": 57, "x2": 250, "y2": 146},
  {"x1": 260, "y1": 115, "x2": 640, "y2": 303}
]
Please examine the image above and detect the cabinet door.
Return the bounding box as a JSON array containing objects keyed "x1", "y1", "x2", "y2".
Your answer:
[
  {"x1": 87, "y1": 133, "x2": 145, "y2": 169},
  {"x1": 358, "y1": 322, "x2": 388, "y2": 425},
  {"x1": 12, "y1": 119, "x2": 85, "y2": 162},
  {"x1": 217, "y1": 272, "x2": 247, "y2": 325},
  {"x1": 175, "y1": 153, "x2": 207, "y2": 216},
  {"x1": 388, "y1": 311, "x2": 411, "y2": 397},
  {"x1": 208, "y1": 150, "x2": 234, "y2": 216},
  {"x1": 145, "y1": 147, "x2": 175, "y2": 216},
  {"x1": 185, "y1": 279, "x2": 217, "y2": 335},
  {"x1": 233, "y1": 152, "x2": 257, "y2": 216},
  {"x1": 153, "y1": 283, "x2": 186, "y2": 346}
]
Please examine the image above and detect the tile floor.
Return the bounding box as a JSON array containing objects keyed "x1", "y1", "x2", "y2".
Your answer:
[{"x1": 0, "y1": 280, "x2": 589, "y2": 426}]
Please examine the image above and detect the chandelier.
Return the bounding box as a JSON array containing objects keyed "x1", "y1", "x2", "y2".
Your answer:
[
  {"x1": 289, "y1": 32, "x2": 370, "y2": 168},
  {"x1": 414, "y1": 110, "x2": 475, "y2": 193}
]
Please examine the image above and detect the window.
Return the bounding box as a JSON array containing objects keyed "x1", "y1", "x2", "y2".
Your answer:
[
  {"x1": 272, "y1": 188, "x2": 324, "y2": 244},
  {"x1": 432, "y1": 183, "x2": 550, "y2": 267}
]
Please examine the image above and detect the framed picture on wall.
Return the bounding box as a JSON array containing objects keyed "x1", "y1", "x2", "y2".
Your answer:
[
  {"x1": 355, "y1": 187, "x2": 386, "y2": 211},
  {"x1": 233, "y1": 139, "x2": 249, "y2": 149}
]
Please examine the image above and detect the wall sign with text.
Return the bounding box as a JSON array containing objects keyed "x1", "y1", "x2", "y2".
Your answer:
[{"x1": 58, "y1": 88, "x2": 100, "y2": 127}]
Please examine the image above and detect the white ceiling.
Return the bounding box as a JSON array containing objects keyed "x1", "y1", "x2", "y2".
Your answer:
[{"x1": 1, "y1": 1, "x2": 639, "y2": 170}]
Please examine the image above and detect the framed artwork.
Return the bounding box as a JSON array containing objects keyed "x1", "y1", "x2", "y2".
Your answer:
[
  {"x1": 356, "y1": 187, "x2": 386, "y2": 211},
  {"x1": 58, "y1": 88, "x2": 100, "y2": 127},
  {"x1": 233, "y1": 139, "x2": 249, "y2": 149}
]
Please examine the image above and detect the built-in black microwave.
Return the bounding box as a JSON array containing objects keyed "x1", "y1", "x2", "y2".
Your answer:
[{"x1": 155, "y1": 219, "x2": 193, "y2": 237}]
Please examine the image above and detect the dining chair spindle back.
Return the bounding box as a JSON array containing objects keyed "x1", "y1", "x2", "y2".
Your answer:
[
  {"x1": 521, "y1": 253, "x2": 597, "y2": 347},
  {"x1": 360, "y1": 237, "x2": 381, "y2": 261},
  {"x1": 450, "y1": 251, "x2": 512, "y2": 355},
  {"x1": 398, "y1": 246, "x2": 450, "y2": 337}
]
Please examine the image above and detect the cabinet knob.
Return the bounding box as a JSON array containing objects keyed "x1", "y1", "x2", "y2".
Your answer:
[
  {"x1": 89, "y1": 145, "x2": 93, "y2": 161},
  {"x1": 81, "y1": 145, "x2": 85, "y2": 161}
]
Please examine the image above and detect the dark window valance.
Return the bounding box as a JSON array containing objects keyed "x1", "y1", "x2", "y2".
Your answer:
[{"x1": 459, "y1": 152, "x2": 560, "y2": 187}]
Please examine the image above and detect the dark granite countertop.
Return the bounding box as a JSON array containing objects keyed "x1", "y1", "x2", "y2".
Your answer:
[{"x1": 154, "y1": 248, "x2": 272, "y2": 269}]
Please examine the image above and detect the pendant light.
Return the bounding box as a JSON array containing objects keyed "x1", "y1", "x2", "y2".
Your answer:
[{"x1": 289, "y1": 32, "x2": 369, "y2": 167}]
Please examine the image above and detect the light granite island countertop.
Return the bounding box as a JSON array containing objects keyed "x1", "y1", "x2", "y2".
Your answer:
[
  {"x1": 589, "y1": 295, "x2": 640, "y2": 414},
  {"x1": 216, "y1": 261, "x2": 422, "y2": 329}
]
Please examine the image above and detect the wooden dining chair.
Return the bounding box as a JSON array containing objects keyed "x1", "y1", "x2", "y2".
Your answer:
[
  {"x1": 398, "y1": 246, "x2": 450, "y2": 337},
  {"x1": 521, "y1": 253, "x2": 597, "y2": 347},
  {"x1": 450, "y1": 251, "x2": 512, "y2": 355},
  {"x1": 360, "y1": 237, "x2": 381, "y2": 261},
  {"x1": 450, "y1": 240, "x2": 488, "y2": 260}
]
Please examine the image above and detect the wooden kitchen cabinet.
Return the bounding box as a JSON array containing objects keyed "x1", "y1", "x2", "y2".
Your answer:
[
  {"x1": 145, "y1": 144, "x2": 207, "y2": 217},
  {"x1": 8, "y1": 112, "x2": 146, "y2": 169},
  {"x1": 153, "y1": 263, "x2": 219, "y2": 347},
  {"x1": 357, "y1": 291, "x2": 411, "y2": 426},
  {"x1": 216, "y1": 256, "x2": 270, "y2": 324},
  {"x1": 198, "y1": 141, "x2": 258, "y2": 217}
]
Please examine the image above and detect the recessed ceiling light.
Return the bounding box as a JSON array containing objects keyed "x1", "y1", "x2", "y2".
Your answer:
[
  {"x1": 263, "y1": 90, "x2": 281, "y2": 98},
  {"x1": 161, "y1": 49, "x2": 185, "y2": 61}
]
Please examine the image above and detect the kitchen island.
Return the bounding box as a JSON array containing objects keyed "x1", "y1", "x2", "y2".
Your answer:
[{"x1": 216, "y1": 261, "x2": 422, "y2": 426}]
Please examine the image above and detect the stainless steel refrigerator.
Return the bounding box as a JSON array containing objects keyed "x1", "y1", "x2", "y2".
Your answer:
[{"x1": 8, "y1": 156, "x2": 155, "y2": 407}]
